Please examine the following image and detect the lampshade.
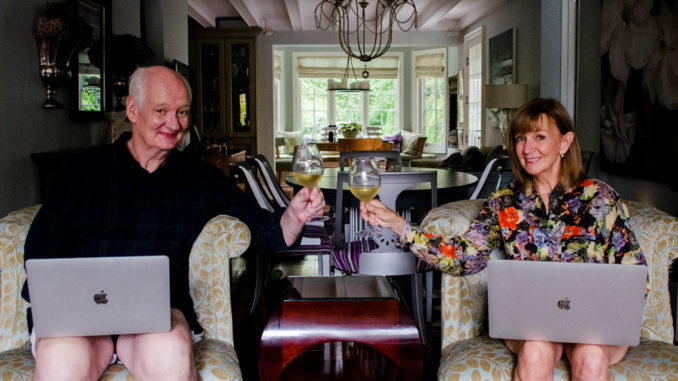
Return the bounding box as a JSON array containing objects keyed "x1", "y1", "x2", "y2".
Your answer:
[{"x1": 485, "y1": 84, "x2": 528, "y2": 109}]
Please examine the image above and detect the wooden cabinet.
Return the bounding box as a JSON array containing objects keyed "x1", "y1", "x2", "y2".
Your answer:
[{"x1": 189, "y1": 28, "x2": 259, "y2": 154}]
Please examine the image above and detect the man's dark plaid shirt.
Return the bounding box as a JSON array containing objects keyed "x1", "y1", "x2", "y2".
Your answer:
[{"x1": 22, "y1": 133, "x2": 289, "y2": 333}]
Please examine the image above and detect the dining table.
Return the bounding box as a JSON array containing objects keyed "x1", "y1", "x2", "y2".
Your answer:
[{"x1": 285, "y1": 167, "x2": 478, "y2": 209}]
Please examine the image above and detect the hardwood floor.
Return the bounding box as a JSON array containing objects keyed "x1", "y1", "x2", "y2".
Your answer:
[{"x1": 230, "y1": 254, "x2": 442, "y2": 380}]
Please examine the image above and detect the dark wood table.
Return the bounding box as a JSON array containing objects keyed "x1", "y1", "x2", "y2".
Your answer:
[
  {"x1": 259, "y1": 276, "x2": 423, "y2": 381},
  {"x1": 286, "y1": 167, "x2": 478, "y2": 208}
]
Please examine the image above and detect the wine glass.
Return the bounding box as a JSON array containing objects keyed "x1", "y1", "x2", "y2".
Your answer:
[
  {"x1": 292, "y1": 143, "x2": 327, "y2": 221},
  {"x1": 349, "y1": 157, "x2": 382, "y2": 237}
]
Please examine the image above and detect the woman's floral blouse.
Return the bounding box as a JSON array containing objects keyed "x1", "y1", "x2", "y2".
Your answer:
[{"x1": 403, "y1": 179, "x2": 646, "y2": 274}]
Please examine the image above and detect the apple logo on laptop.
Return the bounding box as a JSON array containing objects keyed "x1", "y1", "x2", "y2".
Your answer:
[
  {"x1": 557, "y1": 297, "x2": 571, "y2": 310},
  {"x1": 93, "y1": 290, "x2": 108, "y2": 305}
]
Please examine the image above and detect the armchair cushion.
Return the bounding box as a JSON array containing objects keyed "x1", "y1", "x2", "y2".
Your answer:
[
  {"x1": 420, "y1": 199, "x2": 678, "y2": 380},
  {"x1": 0, "y1": 206, "x2": 250, "y2": 380}
]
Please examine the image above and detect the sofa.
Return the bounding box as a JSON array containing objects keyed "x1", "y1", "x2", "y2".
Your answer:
[
  {"x1": 0, "y1": 205, "x2": 251, "y2": 380},
  {"x1": 420, "y1": 199, "x2": 678, "y2": 380}
]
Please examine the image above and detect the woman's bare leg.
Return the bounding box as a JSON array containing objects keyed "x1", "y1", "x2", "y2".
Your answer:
[
  {"x1": 504, "y1": 339, "x2": 563, "y2": 381},
  {"x1": 565, "y1": 343, "x2": 628, "y2": 381}
]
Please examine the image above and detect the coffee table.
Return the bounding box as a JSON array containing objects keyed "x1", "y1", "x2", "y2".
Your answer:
[{"x1": 259, "y1": 276, "x2": 423, "y2": 380}]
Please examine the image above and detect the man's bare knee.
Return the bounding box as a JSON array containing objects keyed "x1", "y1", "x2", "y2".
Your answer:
[{"x1": 117, "y1": 309, "x2": 196, "y2": 380}]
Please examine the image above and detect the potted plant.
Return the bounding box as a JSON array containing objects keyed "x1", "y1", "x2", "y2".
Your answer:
[{"x1": 339, "y1": 122, "x2": 361, "y2": 138}]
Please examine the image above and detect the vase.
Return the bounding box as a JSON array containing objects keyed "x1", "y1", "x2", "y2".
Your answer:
[
  {"x1": 112, "y1": 74, "x2": 129, "y2": 111},
  {"x1": 36, "y1": 37, "x2": 73, "y2": 108},
  {"x1": 343, "y1": 130, "x2": 359, "y2": 139}
]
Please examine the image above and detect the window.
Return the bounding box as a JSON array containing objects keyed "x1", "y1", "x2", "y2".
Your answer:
[
  {"x1": 464, "y1": 28, "x2": 483, "y2": 148},
  {"x1": 295, "y1": 54, "x2": 401, "y2": 138},
  {"x1": 369, "y1": 79, "x2": 397, "y2": 135},
  {"x1": 335, "y1": 88, "x2": 362, "y2": 125},
  {"x1": 422, "y1": 77, "x2": 446, "y2": 149},
  {"x1": 414, "y1": 50, "x2": 446, "y2": 152},
  {"x1": 299, "y1": 78, "x2": 328, "y2": 137}
]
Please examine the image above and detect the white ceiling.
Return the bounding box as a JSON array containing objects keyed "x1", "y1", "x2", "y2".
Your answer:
[{"x1": 187, "y1": 0, "x2": 507, "y2": 32}]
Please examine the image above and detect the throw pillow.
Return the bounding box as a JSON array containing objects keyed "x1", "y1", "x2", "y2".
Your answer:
[
  {"x1": 400, "y1": 131, "x2": 423, "y2": 155},
  {"x1": 280, "y1": 131, "x2": 303, "y2": 155}
]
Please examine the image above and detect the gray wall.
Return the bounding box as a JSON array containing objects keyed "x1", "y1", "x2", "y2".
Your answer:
[
  {"x1": 0, "y1": 1, "x2": 92, "y2": 216},
  {"x1": 0, "y1": 0, "x2": 189, "y2": 216},
  {"x1": 464, "y1": 0, "x2": 542, "y2": 147}
]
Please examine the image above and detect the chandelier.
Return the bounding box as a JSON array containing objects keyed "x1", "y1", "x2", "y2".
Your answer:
[{"x1": 315, "y1": 0, "x2": 417, "y2": 78}]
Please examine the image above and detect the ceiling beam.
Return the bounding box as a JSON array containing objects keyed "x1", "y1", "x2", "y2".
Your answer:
[
  {"x1": 228, "y1": 0, "x2": 261, "y2": 27},
  {"x1": 460, "y1": 0, "x2": 510, "y2": 29},
  {"x1": 187, "y1": 3, "x2": 215, "y2": 27},
  {"x1": 417, "y1": 0, "x2": 462, "y2": 30},
  {"x1": 284, "y1": 0, "x2": 302, "y2": 31}
]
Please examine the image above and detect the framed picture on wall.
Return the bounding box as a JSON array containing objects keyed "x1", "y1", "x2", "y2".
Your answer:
[{"x1": 488, "y1": 28, "x2": 516, "y2": 85}]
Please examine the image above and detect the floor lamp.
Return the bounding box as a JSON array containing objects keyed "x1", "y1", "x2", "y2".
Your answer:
[{"x1": 485, "y1": 84, "x2": 528, "y2": 142}]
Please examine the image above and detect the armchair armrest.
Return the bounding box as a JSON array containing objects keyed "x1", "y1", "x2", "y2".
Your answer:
[
  {"x1": 0, "y1": 205, "x2": 41, "y2": 351},
  {"x1": 189, "y1": 214, "x2": 251, "y2": 345},
  {"x1": 419, "y1": 200, "x2": 488, "y2": 347}
]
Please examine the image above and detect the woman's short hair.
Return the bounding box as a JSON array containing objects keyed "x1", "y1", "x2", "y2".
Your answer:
[{"x1": 505, "y1": 98, "x2": 584, "y2": 193}]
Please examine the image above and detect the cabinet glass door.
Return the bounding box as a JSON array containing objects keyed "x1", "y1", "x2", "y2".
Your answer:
[
  {"x1": 228, "y1": 41, "x2": 254, "y2": 137},
  {"x1": 199, "y1": 42, "x2": 224, "y2": 137}
]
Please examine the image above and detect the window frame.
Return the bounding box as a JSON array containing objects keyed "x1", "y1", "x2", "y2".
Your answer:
[
  {"x1": 412, "y1": 48, "x2": 448, "y2": 154},
  {"x1": 293, "y1": 52, "x2": 404, "y2": 137}
]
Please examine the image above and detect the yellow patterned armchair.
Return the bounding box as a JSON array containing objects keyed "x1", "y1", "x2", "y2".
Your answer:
[
  {"x1": 421, "y1": 199, "x2": 678, "y2": 380},
  {"x1": 0, "y1": 205, "x2": 250, "y2": 380}
]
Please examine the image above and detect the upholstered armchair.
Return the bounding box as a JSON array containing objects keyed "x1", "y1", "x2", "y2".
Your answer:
[
  {"x1": 0, "y1": 205, "x2": 251, "y2": 380},
  {"x1": 420, "y1": 199, "x2": 678, "y2": 380}
]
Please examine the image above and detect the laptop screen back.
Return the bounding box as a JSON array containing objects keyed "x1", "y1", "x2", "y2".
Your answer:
[
  {"x1": 487, "y1": 260, "x2": 647, "y2": 346},
  {"x1": 26, "y1": 256, "x2": 171, "y2": 338}
]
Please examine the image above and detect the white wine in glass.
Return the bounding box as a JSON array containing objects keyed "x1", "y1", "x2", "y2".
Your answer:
[
  {"x1": 349, "y1": 185, "x2": 380, "y2": 202},
  {"x1": 349, "y1": 157, "x2": 381, "y2": 237},
  {"x1": 292, "y1": 142, "x2": 327, "y2": 221}
]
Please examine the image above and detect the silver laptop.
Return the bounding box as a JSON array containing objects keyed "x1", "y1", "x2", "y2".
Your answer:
[
  {"x1": 487, "y1": 260, "x2": 647, "y2": 346},
  {"x1": 26, "y1": 256, "x2": 171, "y2": 338}
]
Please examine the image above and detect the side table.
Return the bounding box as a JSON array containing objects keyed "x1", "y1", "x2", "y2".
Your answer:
[{"x1": 259, "y1": 276, "x2": 422, "y2": 380}]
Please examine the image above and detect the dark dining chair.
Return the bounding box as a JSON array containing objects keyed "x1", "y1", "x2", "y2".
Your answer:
[
  {"x1": 332, "y1": 170, "x2": 437, "y2": 345},
  {"x1": 229, "y1": 161, "x2": 332, "y2": 314},
  {"x1": 246, "y1": 154, "x2": 290, "y2": 209}
]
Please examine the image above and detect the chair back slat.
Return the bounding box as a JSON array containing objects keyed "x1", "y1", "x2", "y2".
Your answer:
[
  {"x1": 228, "y1": 162, "x2": 276, "y2": 213},
  {"x1": 247, "y1": 155, "x2": 289, "y2": 209}
]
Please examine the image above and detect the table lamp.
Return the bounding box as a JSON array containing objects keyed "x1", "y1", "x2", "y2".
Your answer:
[{"x1": 484, "y1": 84, "x2": 528, "y2": 140}]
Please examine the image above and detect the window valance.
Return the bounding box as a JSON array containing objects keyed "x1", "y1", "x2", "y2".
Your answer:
[
  {"x1": 415, "y1": 52, "x2": 445, "y2": 78},
  {"x1": 297, "y1": 55, "x2": 399, "y2": 79}
]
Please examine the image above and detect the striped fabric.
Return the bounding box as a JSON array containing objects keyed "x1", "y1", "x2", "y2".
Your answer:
[
  {"x1": 332, "y1": 238, "x2": 379, "y2": 273},
  {"x1": 276, "y1": 224, "x2": 333, "y2": 256}
]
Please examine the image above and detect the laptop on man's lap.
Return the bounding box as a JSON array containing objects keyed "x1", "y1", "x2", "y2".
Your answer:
[
  {"x1": 487, "y1": 260, "x2": 647, "y2": 346},
  {"x1": 26, "y1": 256, "x2": 171, "y2": 338}
]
